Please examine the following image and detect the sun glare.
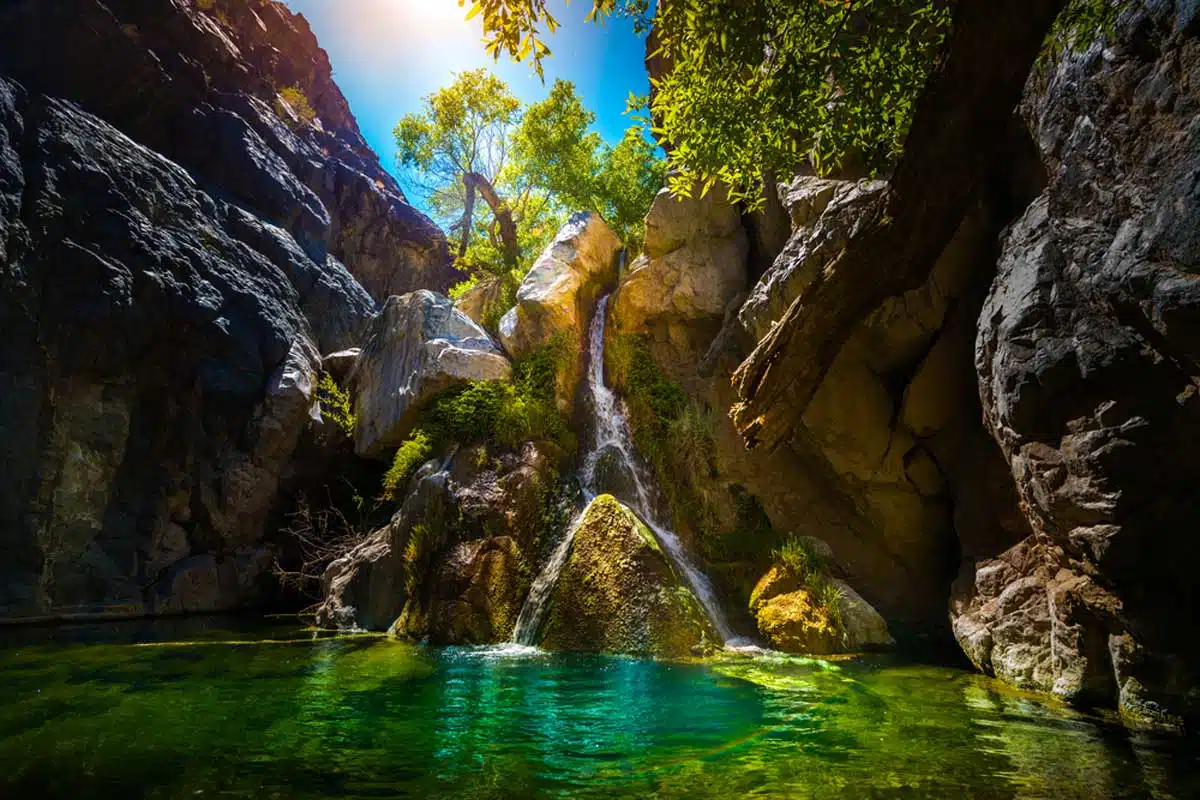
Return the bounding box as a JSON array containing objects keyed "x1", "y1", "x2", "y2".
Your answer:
[{"x1": 393, "y1": 0, "x2": 471, "y2": 36}]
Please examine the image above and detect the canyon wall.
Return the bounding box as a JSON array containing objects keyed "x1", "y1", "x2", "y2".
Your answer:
[{"x1": 0, "y1": 0, "x2": 451, "y2": 619}]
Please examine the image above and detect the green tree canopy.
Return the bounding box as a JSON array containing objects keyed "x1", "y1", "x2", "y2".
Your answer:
[
  {"x1": 397, "y1": 70, "x2": 664, "y2": 281},
  {"x1": 395, "y1": 69, "x2": 521, "y2": 259},
  {"x1": 470, "y1": 0, "x2": 1130, "y2": 206}
]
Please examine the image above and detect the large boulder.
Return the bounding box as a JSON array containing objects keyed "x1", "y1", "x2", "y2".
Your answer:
[
  {"x1": 957, "y1": 2, "x2": 1200, "y2": 727},
  {"x1": 318, "y1": 440, "x2": 569, "y2": 639},
  {"x1": 749, "y1": 563, "x2": 892, "y2": 655},
  {"x1": 610, "y1": 185, "x2": 749, "y2": 369},
  {"x1": 539, "y1": 495, "x2": 717, "y2": 657},
  {"x1": 352, "y1": 291, "x2": 511, "y2": 459},
  {"x1": 498, "y1": 212, "x2": 621, "y2": 407}
]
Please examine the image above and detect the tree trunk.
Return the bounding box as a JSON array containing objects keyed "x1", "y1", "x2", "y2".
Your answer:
[
  {"x1": 730, "y1": 0, "x2": 1067, "y2": 451},
  {"x1": 464, "y1": 171, "x2": 520, "y2": 269},
  {"x1": 458, "y1": 178, "x2": 476, "y2": 258}
]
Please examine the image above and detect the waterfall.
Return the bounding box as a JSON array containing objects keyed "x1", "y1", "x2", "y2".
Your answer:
[{"x1": 511, "y1": 288, "x2": 744, "y2": 647}]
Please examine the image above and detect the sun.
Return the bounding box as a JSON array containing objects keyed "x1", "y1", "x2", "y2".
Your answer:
[{"x1": 393, "y1": 0, "x2": 473, "y2": 35}]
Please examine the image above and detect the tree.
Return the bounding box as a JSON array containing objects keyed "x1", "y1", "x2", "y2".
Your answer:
[
  {"x1": 394, "y1": 69, "x2": 521, "y2": 262},
  {"x1": 399, "y1": 72, "x2": 664, "y2": 282},
  {"x1": 510, "y1": 78, "x2": 665, "y2": 252},
  {"x1": 472, "y1": 0, "x2": 1130, "y2": 206},
  {"x1": 593, "y1": 127, "x2": 666, "y2": 253}
]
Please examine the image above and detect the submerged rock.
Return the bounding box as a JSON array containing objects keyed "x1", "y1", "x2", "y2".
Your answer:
[
  {"x1": 498, "y1": 212, "x2": 621, "y2": 407},
  {"x1": 352, "y1": 291, "x2": 511, "y2": 459},
  {"x1": 540, "y1": 495, "x2": 717, "y2": 658}
]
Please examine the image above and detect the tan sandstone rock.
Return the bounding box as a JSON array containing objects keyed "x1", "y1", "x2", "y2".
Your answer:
[
  {"x1": 610, "y1": 185, "x2": 749, "y2": 368},
  {"x1": 498, "y1": 212, "x2": 622, "y2": 407}
]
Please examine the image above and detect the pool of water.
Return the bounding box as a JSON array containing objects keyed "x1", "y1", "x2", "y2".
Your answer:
[{"x1": 0, "y1": 617, "x2": 1196, "y2": 798}]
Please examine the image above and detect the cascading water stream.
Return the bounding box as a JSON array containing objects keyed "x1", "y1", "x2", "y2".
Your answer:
[{"x1": 511, "y1": 287, "x2": 745, "y2": 647}]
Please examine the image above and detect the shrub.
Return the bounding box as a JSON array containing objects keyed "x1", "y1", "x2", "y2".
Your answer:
[
  {"x1": 379, "y1": 338, "x2": 576, "y2": 501},
  {"x1": 772, "y1": 537, "x2": 827, "y2": 584},
  {"x1": 382, "y1": 430, "x2": 434, "y2": 500},
  {"x1": 316, "y1": 372, "x2": 355, "y2": 438},
  {"x1": 276, "y1": 85, "x2": 317, "y2": 128}
]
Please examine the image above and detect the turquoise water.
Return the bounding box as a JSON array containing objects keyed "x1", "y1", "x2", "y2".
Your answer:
[{"x1": 0, "y1": 618, "x2": 1196, "y2": 798}]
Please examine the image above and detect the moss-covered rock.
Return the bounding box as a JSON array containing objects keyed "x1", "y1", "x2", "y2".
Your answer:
[
  {"x1": 394, "y1": 535, "x2": 527, "y2": 643},
  {"x1": 750, "y1": 565, "x2": 893, "y2": 655},
  {"x1": 540, "y1": 495, "x2": 717, "y2": 658}
]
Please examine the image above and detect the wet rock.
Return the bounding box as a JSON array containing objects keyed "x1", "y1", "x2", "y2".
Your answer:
[
  {"x1": 540, "y1": 495, "x2": 717, "y2": 658},
  {"x1": 352, "y1": 291, "x2": 511, "y2": 459}
]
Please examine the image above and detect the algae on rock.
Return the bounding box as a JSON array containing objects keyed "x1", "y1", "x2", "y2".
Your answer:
[{"x1": 539, "y1": 495, "x2": 717, "y2": 658}]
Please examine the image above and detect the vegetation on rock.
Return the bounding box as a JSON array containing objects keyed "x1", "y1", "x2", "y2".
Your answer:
[
  {"x1": 474, "y1": 0, "x2": 1132, "y2": 210},
  {"x1": 382, "y1": 336, "x2": 575, "y2": 500},
  {"x1": 276, "y1": 84, "x2": 317, "y2": 128},
  {"x1": 315, "y1": 372, "x2": 355, "y2": 439}
]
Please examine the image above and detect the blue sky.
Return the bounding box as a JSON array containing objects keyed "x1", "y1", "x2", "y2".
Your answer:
[{"x1": 281, "y1": 0, "x2": 651, "y2": 207}]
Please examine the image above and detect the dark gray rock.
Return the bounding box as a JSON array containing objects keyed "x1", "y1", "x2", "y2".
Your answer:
[
  {"x1": 0, "y1": 80, "x2": 358, "y2": 619},
  {"x1": 0, "y1": 0, "x2": 458, "y2": 300},
  {"x1": 959, "y1": 1, "x2": 1200, "y2": 728}
]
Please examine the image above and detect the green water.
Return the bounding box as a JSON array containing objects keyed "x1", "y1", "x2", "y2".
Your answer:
[{"x1": 0, "y1": 619, "x2": 1195, "y2": 798}]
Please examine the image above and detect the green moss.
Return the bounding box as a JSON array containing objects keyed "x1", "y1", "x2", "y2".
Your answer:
[
  {"x1": 316, "y1": 372, "x2": 355, "y2": 438},
  {"x1": 539, "y1": 495, "x2": 715, "y2": 658}
]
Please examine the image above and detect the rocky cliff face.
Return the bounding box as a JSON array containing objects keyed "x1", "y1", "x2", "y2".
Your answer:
[
  {"x1": 624, "y1": 0, "x2": 1198, "y2": 727},
  {"x1": 0, "y1": 0, "x2": 455, "y2": 301},
  {"x1": 954, "y1": 0, "x2": 1200, "y2": 727},
  {"x1": 0, "y1": 0, "x2": 451, "y2": 620}
]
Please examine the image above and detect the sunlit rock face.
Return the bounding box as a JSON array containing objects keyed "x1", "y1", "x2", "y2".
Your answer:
[
  {"x1": 539, "y1": 495, "x2": 717, "y2": 658},
  {"x1": 956, "y1": 1, "x2": 1200, "y2": 728},
  {"x1": 0, "y1": 0, "x2": 455, "y2": 620},
  {"x1": 610, "y1": 184, "x2": 749, "y2": 369},
  {"x1": 351, "y1": 292, "x2": 511, "y2": 459},
  {"x1": 498, "y1": 211, "x2": 622, "y2": 409}
]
